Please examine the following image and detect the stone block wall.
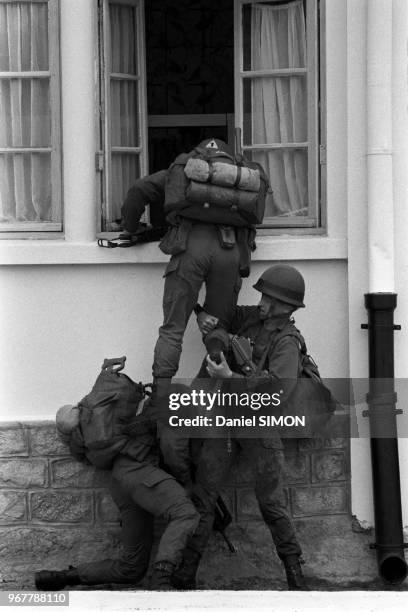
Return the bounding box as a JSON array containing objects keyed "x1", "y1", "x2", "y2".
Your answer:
[{"x1": 0, "y1": 422, "x2": 377, "y2": 590}]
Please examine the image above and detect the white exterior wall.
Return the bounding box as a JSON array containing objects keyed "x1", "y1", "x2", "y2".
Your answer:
[
  {"x1": 0, "y1": 260, "x2": 348, "y2": 419},
  {"x1": 346, "y1": 0, "x2": 408, "y2": 528},
  {"x1": 1, "y1": 0, "x2": 408, "y2": 528}
]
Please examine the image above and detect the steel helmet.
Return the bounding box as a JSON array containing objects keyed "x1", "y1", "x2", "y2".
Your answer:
[
  {"x1": 56, "y1": 404, "x2": 79, "y2": 435},
  {"x1": 197, "y1": 138, "x2": 234, "y2": 159},
  {"x1": 253, "y1": 264, "x2": 305, "y2": 308}
]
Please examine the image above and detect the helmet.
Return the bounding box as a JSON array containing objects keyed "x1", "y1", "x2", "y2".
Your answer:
[
  {"x1": 253, "y1": 264, "x2": 305, "y2": 308},
  {"x1": 56, "y1": 404, "x2": 79, "y2": 435},
  {"x1": 197, "y1": 138, "x2": 234, "y2": 159}
]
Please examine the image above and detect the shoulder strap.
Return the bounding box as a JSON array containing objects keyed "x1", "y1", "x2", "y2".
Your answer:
[
  {"x1": 255, "y1": 322, "x2": 306, "y2": 374},
  {"x1": 193, "y1": 146, "x2": 235, "y2": 163},
  {"x1": 171, "y1": 152, "x2": 193, "y2": 167}
]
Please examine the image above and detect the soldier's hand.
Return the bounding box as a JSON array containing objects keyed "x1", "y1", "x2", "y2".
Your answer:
[
  {"x1": 197, "y1": 311, "x2": 219, "y2": 335},
  {"x1": 206, "y1": 352, "x2": 233, "y2": 379}
]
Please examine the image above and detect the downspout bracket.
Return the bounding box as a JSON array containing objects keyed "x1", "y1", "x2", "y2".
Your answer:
[
  {"x1": 361, "y1": 324, "x2": 401, "y2": 330},
  {"x1": 369, "y1": 543, "x2": 408, "y2": 550}
]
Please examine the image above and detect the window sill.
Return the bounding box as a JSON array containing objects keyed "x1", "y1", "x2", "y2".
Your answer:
[{"x1": 0, "y1": 236, "x2": 347, "y2": 266}]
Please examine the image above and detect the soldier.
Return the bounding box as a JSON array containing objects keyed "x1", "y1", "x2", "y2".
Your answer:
[
  {"x1": 172, "y1": 264, "x2": 309, "y2": 590},
  {"x1": 121, "y1": 138, "x2": 268, "y2": 485},
  {"x1": 34, "y1": 404, "x2": 199, "y2": 591},
  {"x1": 121, "y1": 139, "x2": 267, "y2": 403}
]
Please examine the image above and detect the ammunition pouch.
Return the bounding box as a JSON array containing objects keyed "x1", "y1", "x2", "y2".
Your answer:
[
  {"x1": 159, "y1": 218, "x2": 193, "y2": 255},
  {"x1": 216, "y1": 225, "x2": 236, "y2": 249}
]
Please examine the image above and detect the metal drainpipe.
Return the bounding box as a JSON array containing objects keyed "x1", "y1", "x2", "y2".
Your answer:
[
  {"x1": 362, "y1": 295, "x2": 407, "y2": 584},
  {"x1": 363, "y1": 0, "x2": 408, "y2": 583}
]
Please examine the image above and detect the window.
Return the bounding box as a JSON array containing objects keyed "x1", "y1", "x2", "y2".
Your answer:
[
  {"x1": 98, "y1": 0, "x2": 148, "y2": 231},
  {"x1": 98, "y1": 0, "x2": 322, "y2": 233},
  {"x1": 234, "y1": 0, "x2": 321, "y2": 228},
  {"x1": 0, "y1": 0, "x2": 61, "y2": 233}
]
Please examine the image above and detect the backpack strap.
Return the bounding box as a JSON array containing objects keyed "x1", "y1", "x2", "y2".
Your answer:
[
  {"x1": 255, "y1": 322, "x2": 306, "y2": 374},
  {"x1": 193, "y1": 146, "x2": 235, "y2": 163},
  {"x1": 102, "y1": 356, "x2": 126, "y2": 373}
]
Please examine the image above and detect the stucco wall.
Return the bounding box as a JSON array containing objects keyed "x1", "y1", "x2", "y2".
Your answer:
[{"x1": 0, "y1": 259, "x2": 348, "y2": 420}]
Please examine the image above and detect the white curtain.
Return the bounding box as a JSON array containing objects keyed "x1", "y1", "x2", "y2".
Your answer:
[
  {"x1": 0, "y1": 2, "x2": 51, "y2": 224},
  {"x1": 109, "y1": 4, "x2": 140, "y2": 225},
  {"x1": 251, "y1": 0, "x2": 308, "y2": 216}
]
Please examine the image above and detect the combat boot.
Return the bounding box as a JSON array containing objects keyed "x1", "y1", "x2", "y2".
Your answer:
[
  {"x1": 170, "y1": 548, "x2": 201, "y2": 590},
  {"x1": 283, "y1": 557, "x2": 309, "y2": 590},
  {"x1": 35, "y1": 566, "x2": 81, "y2": 591},
  {"x1": 149, "y1": 561, "x2": 176, "y2": 590}
]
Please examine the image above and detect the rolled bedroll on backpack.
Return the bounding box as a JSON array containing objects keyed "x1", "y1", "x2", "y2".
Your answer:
[
  {"x1": 186, "y1": 181, "x2": 258, "y2": 213},
  {"x1": 184, "y1": 158, "x2": 261, "y2": 192}
]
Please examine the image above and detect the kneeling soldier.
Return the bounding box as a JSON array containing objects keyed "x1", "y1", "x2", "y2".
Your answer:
[{"x1": 35, "y1": 403, "x2": 199, "y2": 591}]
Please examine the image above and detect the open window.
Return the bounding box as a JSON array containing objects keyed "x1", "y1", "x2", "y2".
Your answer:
[
  {"x1": 98, "y1": 0, "x2": 148, "y2": 231},
  {"x1": 98, "y1": 0, "x2": 323, "y2": 233}
]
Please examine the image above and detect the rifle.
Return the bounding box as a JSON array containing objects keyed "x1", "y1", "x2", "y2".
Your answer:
[
  {"x1": 213, "y1": 496, "x2": 236, "y2": 553},
  {"x1": 230, "y1": 335, "x2": 257, "y2": 377},
  {"x1": 97, "y1": 224, "x2": 168, "y2": 248}
]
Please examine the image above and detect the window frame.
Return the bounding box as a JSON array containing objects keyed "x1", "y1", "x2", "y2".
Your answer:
[
  {"x1": 234, "y1": 0, "x2": 324, "y2": 232},
  {"x1": 0, "y1": 0, "x2": 62, "y2": 236},
  {"x1": 97, "y1": 0, "x2": 148, "y2": 232}
]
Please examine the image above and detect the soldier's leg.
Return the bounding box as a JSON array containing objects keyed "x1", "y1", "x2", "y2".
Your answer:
[
  {"x1": 153, "y1": 224, "x2": 219, "y2": 384},
  {"x1": 171, "y1": 438, "x2": 236, "y2": 589},
  {"x1": 151, "y1": 226, "x2": 217, "y2": 481},
  {"x1": 242, "y1": 440, "x2": 301, "y2": 559},
  {"x1": 158, "y1": 424, "x2": 192, "y2": 488},
  {"x1": 202, "y1": 237, "x2": 241, "y2": 359},
  {"x1": 76, "y1": 477, "x2": 154, "y2": 585},
  {"x1": 113, "y1": 458, "x2": 199, "y2": 569},
  {"x1": 35, "y1": 476, "x2": 153, "y2": 590},
  {"x1": 188, "y1": 438, "x2": 235, "y2": 554},
  {"x1": 153, "y1": 224, "x2": 241, "y2": 383},
  {"x1": 241, "y1": 439, "x2": 307, "y2": 589},
  {"x1": 203, "y1": 242, "x2": 241, "y2": 329}
]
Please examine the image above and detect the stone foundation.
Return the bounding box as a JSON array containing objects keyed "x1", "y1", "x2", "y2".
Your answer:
[{"x1": 0, "y1": 422, "x2": 378, "y2": 590}]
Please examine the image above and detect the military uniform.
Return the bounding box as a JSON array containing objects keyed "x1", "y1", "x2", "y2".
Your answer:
[
  {"x1": 121, "y1": 140, "x2": 267, "y2": 399},
  {"x1": 35, "y1": 414, "x2": 199, "y2": 589},
  {"x1": 183, "y1": 308, "x2": 302, "y2": 564},
  {"x1": 75, "y1": 457, "x2": 198, "y2": 585}
]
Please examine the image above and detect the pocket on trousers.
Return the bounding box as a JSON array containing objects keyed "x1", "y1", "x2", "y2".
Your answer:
[{"x1": 142, "y1": 468, "x2": 174, "y2": 488}]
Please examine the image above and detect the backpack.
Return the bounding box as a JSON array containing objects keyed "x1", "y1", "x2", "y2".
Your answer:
[
  {"x1": 69, "y1": 357, "x2": 151, "y2": 469},
  {"x1": 268, "y1": 328, "x2": 339, "y2": 438},
  {"x1": 164, "y1": 146, "x2": 268, "y2": 227}
]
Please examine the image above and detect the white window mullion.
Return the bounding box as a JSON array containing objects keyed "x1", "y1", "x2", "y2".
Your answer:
[
  {"x1": 136, "y1": 0, "x2": 148, "y2": 178},
  {"x1": 306, "y1": 0, "x2": 319, "y2": 224},
  {"x1": 48, "y1": 0, "x2": 62, "y2": 228},
  {"x1": 101, "y1": 0, "x2": 113, "y2": 228}
]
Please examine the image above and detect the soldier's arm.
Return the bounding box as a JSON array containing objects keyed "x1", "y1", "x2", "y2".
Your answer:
[
  {"x1": 258, "y1": 336, "x2": 300, "y2": 397},
  {"x1": 229, "y1": 306, "x2": 260, "y2": 334},
  {"x1": 121, "y1": 170, "x2": 167, "y2": 232}
]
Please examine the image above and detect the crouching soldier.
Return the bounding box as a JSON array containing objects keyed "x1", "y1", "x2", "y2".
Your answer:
[
  {"x1": 172, "y1": 265, "x2": 309, "y2": 590},
  {"x1": 35, "y1": 402, "x2": 199, "y2": 591}
]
